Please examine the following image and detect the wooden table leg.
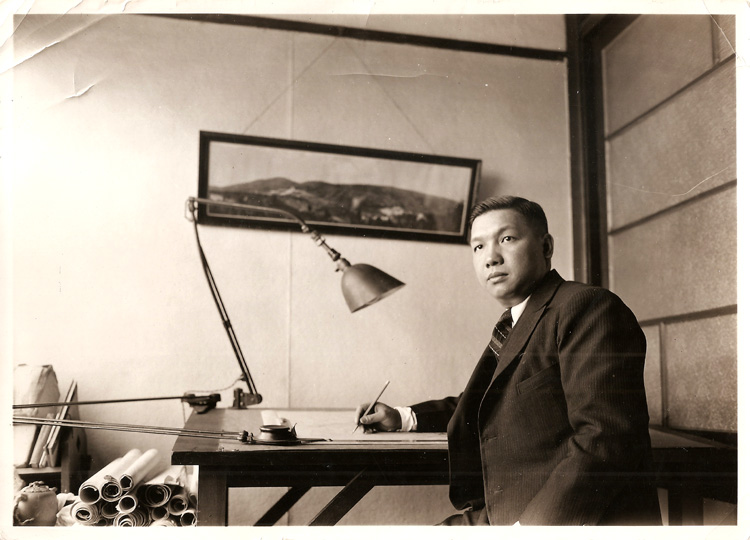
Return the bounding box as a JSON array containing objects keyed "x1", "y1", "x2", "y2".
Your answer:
[
  {"x1": 197, "y1": 467, "x2": 228, "y2": 526},
  {"x1": 255, "y1": 486, "x2": 311, "y2": 526},
  {"x1": 667, "y1": 489, "x2": 703, "y2": 525},
  {"x1": 309, "y1": 469, "x2": 374, "y2": 526}
]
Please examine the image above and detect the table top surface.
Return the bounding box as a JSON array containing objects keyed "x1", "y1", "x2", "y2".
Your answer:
[
  {"x1": 172, "y1": 408, "x2": 449, "y2": 468},
  {"x1": 172, "y1": 407, "x2": 734, "y2": 467}
]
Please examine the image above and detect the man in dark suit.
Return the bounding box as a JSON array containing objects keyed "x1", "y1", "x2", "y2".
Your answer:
[{"x1": 356, "y1": 196, "x2": 662, "y2": 525}]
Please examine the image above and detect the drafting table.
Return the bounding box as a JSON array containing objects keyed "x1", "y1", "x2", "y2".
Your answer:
[
  {"x1": 172, "y1": 408, "x2": 736, "y2": 526},
  {"x1": 172, "y1": 407, "x2": 448, "y2": 526}
]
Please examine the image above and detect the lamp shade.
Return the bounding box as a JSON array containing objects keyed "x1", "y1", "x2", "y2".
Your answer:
[{"x1": 341, "y1": 263, "x2": 405, "y2": 313}]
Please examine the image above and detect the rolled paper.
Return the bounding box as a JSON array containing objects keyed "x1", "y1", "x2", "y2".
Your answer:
[
  {"x1": 140, "y1": 483, "x2": 172, "y2": 507},
  {"x1": 116, "y1": 492, "x2": 139, "y2": 515},
  {"x1": 179, "y1": 509, "x2": 197, "y2": 526},
  {"x1": 114, "y1": 513, "x2": 132, "y2": 527},
  {"x1": 100, "y1": 501, "x2": 118, "y2": 519},
  {"x1": 114, "y1": 507, "x2": 149, "y2": 527},
  {"x1": 184, "y1": 465, "x2": 199, "y2": 506},
  {"x1": 142, "y1": 465, "x2": 199, "y2": 518},
  {"x1": 150, "y1": 518, "x2": 177, "y2": 527},
  {"x1": 119, "y1": 448, "x2": 160, "y2": 492},
  {"x1": 78, "y1": 449, "x2": 143, "y2": 504},
  {"x1": 149, "y1": 505, "x2": 169, "y2": 521},
  {"x1": 137, "y1": 508, "x2": 150, "y2": 527},
  {"x1": 101, "y1": 449, "x2": 144, "y2": 502},
  {"x1": 141, "y1": 466, "x2": 185, "y2": 507},
  {"x1": 71, "y1": 500, "x2": 100, "y2": 525},
  {"x1": 134, "y1": 508, "x2": 150, "y2": 526},
  {"x1": 78, "y1": 457, "x2": 121, "y2": 504},
  {"x1": 99, "y1": 478, "x2": 122, "y2": 502},
  {"x1": 143, "y1": 465, "x2": 185, "y2": 485},
  {"x1": 77, "y1": 485, "x2": 99, "y2": 505},
  {"x1": 167, "y1": 491, "x2": 189, "y2": 515}
]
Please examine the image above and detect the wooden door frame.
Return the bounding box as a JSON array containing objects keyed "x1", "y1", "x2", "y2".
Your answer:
[{"x1": 565, "y1": 15, "x2": 638, "y2": 286}]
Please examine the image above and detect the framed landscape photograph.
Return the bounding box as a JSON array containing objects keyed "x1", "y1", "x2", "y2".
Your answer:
[{"x1": 196, "y1": 131, "x2": 481, "y2": 243}]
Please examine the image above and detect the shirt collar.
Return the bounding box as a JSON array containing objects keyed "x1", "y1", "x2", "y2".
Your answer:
[{"x1": 509, "y1": 295, "x2": 531, "y2": 327}]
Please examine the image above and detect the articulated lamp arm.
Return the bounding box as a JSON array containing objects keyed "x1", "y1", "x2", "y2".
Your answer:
[
  {"x1": 188, "y1": 197, "x2": 348, "y2": 269},
  {"x1": 185, "y1": 197, "x2": 404, "y2": 406}
]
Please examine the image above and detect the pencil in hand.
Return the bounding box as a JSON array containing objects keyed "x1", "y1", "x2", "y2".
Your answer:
[{"x1": 353, "y1": 380, "x2": 390, "y2": 433}]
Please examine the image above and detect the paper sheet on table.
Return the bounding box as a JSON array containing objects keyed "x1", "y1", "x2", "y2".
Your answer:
[{"x1": 262, "y1": 409, "x2": 447, "y2": 443}]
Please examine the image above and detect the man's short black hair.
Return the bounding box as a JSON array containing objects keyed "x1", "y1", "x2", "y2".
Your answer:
[{"x1": 468, "y1": 196, "x2": 549, "y2": 238}]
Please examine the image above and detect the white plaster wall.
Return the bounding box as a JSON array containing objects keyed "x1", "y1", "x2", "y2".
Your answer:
[{"x1": 5, "y1": 13, "x2": 570, "y2": 525}]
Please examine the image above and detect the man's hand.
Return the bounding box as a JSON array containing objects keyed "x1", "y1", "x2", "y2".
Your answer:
[{"x1": 354, "y1": 402, "x2": 402, "y2": 432}]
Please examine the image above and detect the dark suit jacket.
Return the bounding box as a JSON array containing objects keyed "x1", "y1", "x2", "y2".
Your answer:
[{"x1": 412, "y1": 270, "x2": 661, "y2": 525}]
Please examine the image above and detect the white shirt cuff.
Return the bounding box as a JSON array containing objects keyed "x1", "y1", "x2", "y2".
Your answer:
[{"x1": 394, "y1": 406, "x2": 417, "y2": 432}]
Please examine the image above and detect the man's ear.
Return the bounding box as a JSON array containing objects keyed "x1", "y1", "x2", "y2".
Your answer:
[{"x1": 543, "y1": 234, "x2": 554, "y2": 260}]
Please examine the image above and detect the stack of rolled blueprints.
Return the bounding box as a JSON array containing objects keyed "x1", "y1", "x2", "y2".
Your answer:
[
  {"x1": 69, "y1": 449, "x2": 198, "y2": 527},
  {"x1": 141, "y1": 465, "x2": 198, "y2": 527}
]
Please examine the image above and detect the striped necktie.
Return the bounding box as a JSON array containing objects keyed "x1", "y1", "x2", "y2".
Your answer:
[{"x1": 488, "y1": 309, "x2": 513, "y2": 360}]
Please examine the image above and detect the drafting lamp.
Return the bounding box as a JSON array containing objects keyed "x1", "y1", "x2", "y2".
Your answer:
[{"x1": 185, "y1": 196, "x2": 405, "y2": 407}]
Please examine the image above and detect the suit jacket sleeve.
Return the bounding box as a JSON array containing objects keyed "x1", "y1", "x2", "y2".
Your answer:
[
  {"x1": 410, "y1": 396, "x2": 461, "y2": 432},
  {"x1": 518, "y1": 286, "x2": 652, "y2": 525}
]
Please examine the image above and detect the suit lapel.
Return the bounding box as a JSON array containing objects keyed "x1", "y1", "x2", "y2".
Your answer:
[{"x1": 489, "y1": 270, "x2": 564, "y2": 382}]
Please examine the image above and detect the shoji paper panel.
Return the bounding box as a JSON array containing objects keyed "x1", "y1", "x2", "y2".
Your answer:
[
  {"x1": 664, "y1": 313, "x2": 737, "y2": 431},
  {"x1": 609, "y1": 187, "x2": 736, "y2": 321},
  {"x1": 602, "y1": 15, "x2": 714, "y2": 134},
  {"x1": 606, "y1": 61, "x2": 736, "y2": 229}
]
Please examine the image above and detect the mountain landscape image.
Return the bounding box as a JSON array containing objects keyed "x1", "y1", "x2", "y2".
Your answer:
[{"x1": 207, "y1": 177, "x2": 466, "y2": 235}]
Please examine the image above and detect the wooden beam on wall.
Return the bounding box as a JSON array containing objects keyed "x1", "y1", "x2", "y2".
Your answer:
[{"x1": 152, "y1": 13, "x2": 568, "y2": 61}]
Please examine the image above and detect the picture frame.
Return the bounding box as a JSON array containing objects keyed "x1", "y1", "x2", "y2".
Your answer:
[{"x1": 197, "y1": 131, "x2": 481, "y2": 243}]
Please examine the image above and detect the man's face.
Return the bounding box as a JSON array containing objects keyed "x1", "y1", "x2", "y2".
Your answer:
[{"x1": 470, "y1": 209, "x2": 553, "y2": 308}]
